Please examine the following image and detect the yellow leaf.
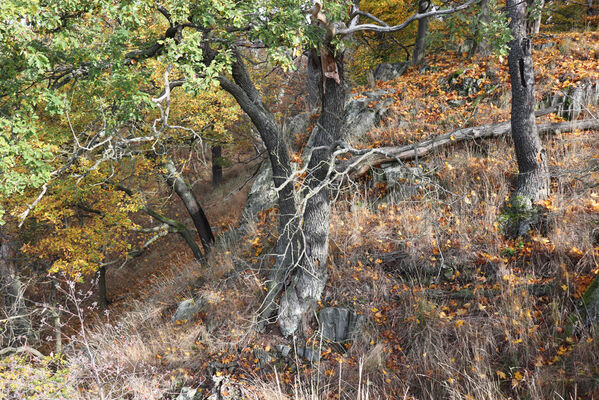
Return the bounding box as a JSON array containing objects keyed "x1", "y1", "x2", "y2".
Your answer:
[
  {"x1": 514, "y1": 371, "x2": 523, "y2": 381},
  {"x1": 496, "y1": 370, "x2": 506, "y2": 379},
  {"x1": 455, "y1": 319, "x2": 464, "y2": 328}
]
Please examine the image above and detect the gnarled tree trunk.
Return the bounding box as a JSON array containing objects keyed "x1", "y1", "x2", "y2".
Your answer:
[
  {"x1": 217, "y1": 52, "x2": 303, "y2": 330},
  {"x1": 506, "y1": 0, "x2": 549, "y2": 223},
  {"x1": 277, "y1": 49, "x2": 346, "y2": 337}
]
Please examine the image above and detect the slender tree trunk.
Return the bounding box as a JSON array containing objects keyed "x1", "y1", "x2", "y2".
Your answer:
[
  {"x1": 164, "y1": 159, "x2": 214, "y2": 254},
  {"x1": 528, "y1": 0, "x2": 544, "y2": 35},
  {"x1": 412, "y1": 0, "x2": 431, "y2": 65},
  {"x1": 0, "y1": 232, "x2": 33, "y2": 345},
  {"x1": 211, "y1": 145, "x2": 223, "y2": 186},
  {"x1": 277, "y1": 49, "x2": 346, "y2": 337},
  {"x1": 507, "y1": 0, "x2": 549, "y2": 205},
  {"x1": 96, "y1": 266, "x2": 108, "y2": 311},
  {"x1": 50, "y1": 277, "x2": 62, "y2": 354},
  {"x1": 144, "y1": 208, "x2": 205, "y2": 261},
  {"x1": 472, "y1": 0, "x2": 490, "y2": 57}
]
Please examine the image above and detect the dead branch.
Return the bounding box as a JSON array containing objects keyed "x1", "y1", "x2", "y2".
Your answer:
[{"x1": 338, "y1": 119, "x2": 599, "y2": 178}]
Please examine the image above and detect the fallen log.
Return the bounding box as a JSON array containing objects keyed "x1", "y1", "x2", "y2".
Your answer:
[{"x1": 338, "y1": 118, "x2": 599, "y2": 178}]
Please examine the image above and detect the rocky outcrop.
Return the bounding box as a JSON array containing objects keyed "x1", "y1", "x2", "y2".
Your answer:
[
  {"x1": 373, "y1": 62, "x2": 410, "y2": 82},
  {"x1": 283, "y1": 110, "x2": 317, "y2": 147},
  {"x1": 317, "y1": 307, "x2": 363, "y2": 343},
  {"x1": 342, "y1": 89, "x2": 395, "y2": 143},
  {"x1": 541, "y1": 80, "x2": 599, "y2": 120},
  {"x1": 242, "y1": 90, "x2": 396, "y2": 221},
  {"x1": 378, "y1": 164, "x2": 434, "y2": 203},
  {"x1": 241, "y1": 163, "x2": 277, "y2": 222}
]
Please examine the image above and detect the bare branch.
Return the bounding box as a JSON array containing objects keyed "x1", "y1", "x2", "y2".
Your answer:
[{"x1": 338, "y1": 0, "x2": 477, "y2": 35}]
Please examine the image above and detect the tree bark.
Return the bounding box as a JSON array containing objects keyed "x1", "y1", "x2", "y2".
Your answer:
[
  {"x1": 0, "y1": 232, "x2": 33, "y2": 345},
  {"x1": 144, "y1": 208, "x2": 205, "y2": 261},
  {"x1": 115, "y1": 184, "x2": 207, "y2": 262},
  {"x1": 412, "y1": 0, "x2": 431, "y2": 64},
  {"x1": 277, "y1": 48, "x2": 346, "y2": 337},
  {"x1": 164, "y1": 159, "x2": 214, "y2": 254},
  {"x1": 216, "y1": 53, "x2": 303, "y2": 329},
  {"x1": 211, "y1": 145, "x2": 223, "y2": 186},
  {"x1": 507, "y1": 0, "x2": 549, "y2": 205},
  {"x1": 307, "y1": 50, "x2": 323, "y2": 110}
]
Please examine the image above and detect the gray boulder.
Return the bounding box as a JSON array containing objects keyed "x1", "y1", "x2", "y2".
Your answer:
[
  {"x1": 253, "y1": 348, "x2": 276, "y2": 369},
  {"x1": 343, "y1": 89, "x2": 395, "y2": 143},
  {"x1": 283, "y1": 110, "x2": 316, "y2": 146},
  {"x1": 171, "y1": 298, "x2": 204, "y2": 323},
  {"x1": 296, "y1": 346, "x2": 321, "y2": 363},
  {"x1": 176, "y1": 387, "x2": 199, "y2": 400},
  {"x1": 383, "y1": 164, "x2": 432, "y2": 190},
  {"x1": 241, "y1": 163, "x2": 277, "y2": 222},
  {"x1": 373, "y1": 62, "x2": 409, "y2": 82},
  {"x1": 207, "y1": 376, "x2": 243, "y2": 400},
  {"x1": 317, "y1": 307, "x2": 363, "y2": 343},
  {"x1": 276, "y1": 344, "x2": 292, "y2": 358},
  {"x1": 379, "y1": 164, "x2": 433, "y2": 203}
]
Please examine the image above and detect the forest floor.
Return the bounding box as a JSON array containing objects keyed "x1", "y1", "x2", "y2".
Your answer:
[{"x1": 4, "y1": 30, "x2": 599, "y2": 400}]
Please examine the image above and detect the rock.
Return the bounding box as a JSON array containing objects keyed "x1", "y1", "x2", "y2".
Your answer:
[
  {"x1": 534, "y1": 41, "x2": 556, "y2": 50},
  {"x1": 373, "y1": 62, "x2": 409, "y2": 82},
  {"x1": 383, "y1": 164, "x2": 431, "y2": 189},
  {"x1": 448, "y1": 99, "x2": 465, "y2": 107},
  {"x1": 542, "y1": 80, "x2": 599, "y2": 120},
  {"x1": 207, "y1": 375, "x2": 243, "y2": 400},
  {"x1": 317, "y1": 307, "x2": 363, "y2": 343},
  {"x1": 342, "y1": 89, "x2": 395, "y2": 143},
  {"x1": 284, "y1": 110, "x2": 316, "y2": 145},
  {"x1": 171, "y1": 298, "x2": 204, "y2": 323},
  {"x1": 241, "y1": 163, "x2": 277, "y2": 222},
  {"x1": 276, "y1": 344, "x2": 292, "y2": 358},
  {"x1": 253, "y1": 348, "x2": 276, "y2": 369},
  {"x1": 380, "y1": 164, "x2": 433, "y2": 203},
  {"x1": 582, "y1": 276, "x2": 599, "y2": 326},
  {"x1": 296, "y1": 346, "x2": 321, "y2": 363},
  {"x1": 176, "y1": 387, "x2": 198, "y2": 400}
]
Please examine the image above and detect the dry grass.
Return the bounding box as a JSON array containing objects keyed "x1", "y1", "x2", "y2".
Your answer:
[
  {"x1": 16, "y1": 30, "x2": 599, "y2": 400},
  {"x1": 65, "y1": 121, "x2": 599, "y2": 400}
]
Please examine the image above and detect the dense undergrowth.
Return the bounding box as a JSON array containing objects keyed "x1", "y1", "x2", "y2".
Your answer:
[{"x1": 2, "y1": 30, "x2": 599, "y2": 400}]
